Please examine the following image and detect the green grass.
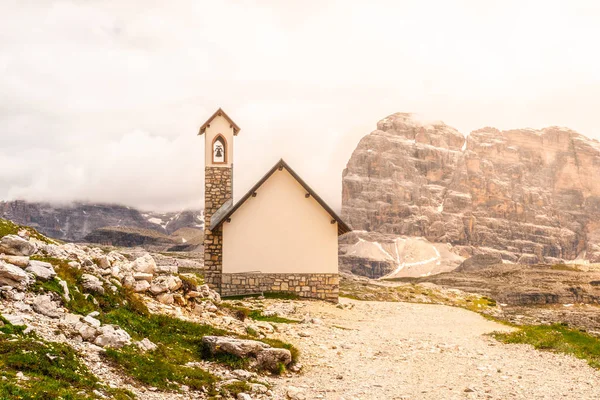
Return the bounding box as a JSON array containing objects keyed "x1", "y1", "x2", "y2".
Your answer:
[
  {"x1": 0, "y1": 218, "x2": 57, "y2": 244},
  {"x1": 220, "y1": 302, "x2": 299, "y2": 324},
  {"x1": 248, "y1": 310, "x2": 300, "y2": 324},
  {"x1": 104, "y1": 346, "x2": 217, "y2": 392},
  {"x1": 0, "y1": 318, "x2": 134, "y2": 400},
  {"x1": 219, "y1": 381, "x2": 252, "y2": 397},
  {"x1": 549, "y1": 263, "x2": 581, "y2": 272},
  {"x1": 178, "y1": 273, "x2": 204, "y2": 293},
  {"x1": 492, "y1": 324, "x2": 600, "y2": 369}
]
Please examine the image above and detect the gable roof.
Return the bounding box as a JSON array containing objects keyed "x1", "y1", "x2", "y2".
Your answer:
[
  {"x1": 210, "y1": 159, "x2": 352, "y2": 235},
  {"x1": 198, "y1": 108, "x2": 241, "y2": 136}
]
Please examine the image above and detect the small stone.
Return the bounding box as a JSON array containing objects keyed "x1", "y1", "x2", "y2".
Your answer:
[
  {"x1": 232, "y1": 369, "x2": 254, "y2": 381},
  {"x1": 81, "y1": 274, "x2": 105, "y2": 294},
  {"x1": 256, "y1": 348, "x2": 292, "y2": 372},
  {"x1": 32, "y1": 294, "x2": 62, "y2": 318},
  {"x1": 94, "y1": 325, "x2": 131, "y2": 348},
  {"x1": 156, "y1": 293, "x2": 175, "y2": 304},
  {"x1": 287, "y1": 386, "x2": 306, "y2": 400},
  {"x1": 133, "y1": 272, "x2": 153, "y2": 282},
  {"x1": 131, "y1": 254, "x2": 156, "y2": 274},
  {"x1": 133, "y1": 280, "x2": 150, "y2": 293},
  {"x1": 136, "y1": 338, "x2": 158, "y2": 352},
  {"x1": 83, "y1": 315, "x2": 101, "y2": 328}
]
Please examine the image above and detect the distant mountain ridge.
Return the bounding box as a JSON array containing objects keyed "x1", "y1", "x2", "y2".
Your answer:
[{"x1": 0, "y1": 200, "x2": 203, "y2": 244}]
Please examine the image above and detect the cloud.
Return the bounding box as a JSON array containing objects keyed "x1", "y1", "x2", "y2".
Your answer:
[{"x1": 1, "y1": 0, "x2": 600, "y2": 211}]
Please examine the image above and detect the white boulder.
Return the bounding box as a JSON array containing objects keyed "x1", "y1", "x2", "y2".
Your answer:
[
  {"x1": 0, "y1": 261, "x2": 31, "y2": 289},
  {"x1": 81, "y1": 274, "x2": 105, "y2": 294},
  {"x1": 94, "y1": 325, "x2": 131, "y2": 348},
  {"x1": 26, "y1": 260, "x2": 56, "y2": 281},
  {"x1": 131, "y1": 254, "x2": 156, "y2": 275},
  {"x1": 0, "y1": 235, "x2": 35, "y2": 256}
]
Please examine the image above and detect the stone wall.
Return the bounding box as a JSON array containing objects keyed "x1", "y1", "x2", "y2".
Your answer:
[
  {"x1": 221, "y1": 273, "x2": 339, "y2": 302},
  {"x1": 204, "y1": 166, "x2": 232, "y2": 290}
]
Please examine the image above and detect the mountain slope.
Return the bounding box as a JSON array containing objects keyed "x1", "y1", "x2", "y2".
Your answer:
[
  {"x1": 342, "y1": 113, "x2": 600, "y2": 265},
  {"x1": 0, "y1": 201, "x2": 203, "y2": 244}
]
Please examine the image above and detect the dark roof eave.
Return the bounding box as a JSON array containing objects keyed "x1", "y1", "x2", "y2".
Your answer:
[{"x1": 210, "y1": 159, "x2": 352, "y2": 236}]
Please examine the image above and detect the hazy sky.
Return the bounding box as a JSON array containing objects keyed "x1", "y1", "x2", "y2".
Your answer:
[{"x1": 1, "y1": 0, "x2": 600, "y2": 211}]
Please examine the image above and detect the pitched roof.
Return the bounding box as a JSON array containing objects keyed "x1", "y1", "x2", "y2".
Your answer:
[
  {"x1": 198, "y1": 108, "x2": 241, "y2": 136},
  {"x1": 210, "y1": 159, "x2": 352, "y2": 235}
]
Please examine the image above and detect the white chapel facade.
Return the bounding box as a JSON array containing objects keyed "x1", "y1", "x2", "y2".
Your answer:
[{"x1": 199, "y1": 108, "x2": 350, "y2": 302}]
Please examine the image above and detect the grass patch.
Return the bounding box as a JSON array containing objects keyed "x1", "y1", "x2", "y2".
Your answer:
[
  {"x1": 220, "y1": 302, "x2": 300, "y2": 324},
  {"x1": 549, "y1": 263, "x2": 581, "y2": 272},
  {"x1": 104, "y1": 346, "x2": 217, "y2": 392},
  {"x1": 248, "y1": 310, "x2": 299, "y2": 324},
  {"x1": 0, "y1": 319, "x2": 133, "y2": 400},
  {"x1": 219, "y1": 381, "x2": 252, "y2": 397},
  {"x1": 29, "y1": 256, "x2": 131, "y2": 316},
  {"x1": 179, "y1": 273, "x2": 204, "y2": 293},
  {"x1": 0, "y1": 218, "x2": 57, "y2": 244},
  {"x1": 492, "y1": 324, "x2": 600, "y2": 369},
  {"x1": 246, "y1": 326, "x2": 259, "y2": 337}
]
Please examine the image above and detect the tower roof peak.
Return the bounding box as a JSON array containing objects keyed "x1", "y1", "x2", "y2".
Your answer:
[{"x1": 198, "y1": 108, "x2": 241, "y2": 136}]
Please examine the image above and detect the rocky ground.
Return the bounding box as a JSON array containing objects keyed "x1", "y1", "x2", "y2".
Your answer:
[
  {"x1": 3, "y1": 218, "x2": 600, "y2": 399},
  {"x1": 246, "y1": 297, "x2": 600, "y2": 400}
]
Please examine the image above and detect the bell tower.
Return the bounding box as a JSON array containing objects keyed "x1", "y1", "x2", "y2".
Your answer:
[{"x1": 198, "y1": 108, "x2": 240, "y2": 290}]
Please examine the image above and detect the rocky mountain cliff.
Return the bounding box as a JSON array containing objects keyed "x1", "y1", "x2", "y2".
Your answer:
[
  {"x1": 342, "y1": 113, "x2": 600, "y2": 265},
  {"x1": 0, "y1": 201, "x2": 203, "y2": 244}
]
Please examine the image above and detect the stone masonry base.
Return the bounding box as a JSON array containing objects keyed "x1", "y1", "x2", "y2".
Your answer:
[{"x1": 220, "y1": 273, "x2": 339, "y2": 303}]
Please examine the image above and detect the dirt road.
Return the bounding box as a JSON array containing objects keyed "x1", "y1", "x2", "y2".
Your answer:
[{"x1": 270, "y1": 299, "x2": 600, "y2": 399}]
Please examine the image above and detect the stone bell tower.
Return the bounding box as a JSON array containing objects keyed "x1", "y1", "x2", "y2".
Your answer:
[{"x1": 198, "y1": 108, "x2": 240, "y2": 290}]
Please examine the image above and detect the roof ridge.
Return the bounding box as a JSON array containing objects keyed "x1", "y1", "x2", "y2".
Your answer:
[{"x1": 209, "y1": 159, "x2": 351, "y2": 235}]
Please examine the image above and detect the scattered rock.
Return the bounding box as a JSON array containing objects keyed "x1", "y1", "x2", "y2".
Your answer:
[
  {"x1": 133, "y1": 280, "x2": 150, "y2": 293},
  {"x1": 81, "y1": 274, "x2": 105, "y2": 294},
  {"x1": 256, "y1": 348, "x2": 292, "y2": 372},
  {"x1": 75, "y1": 322, "x2": 98, "y2": 340},
  {"x1": 155, "y1": 265, "x2": 178, "y2": 275},
  {"x1": 251, "y1": 383, "x2": 268, "y2": 394},
  {"x1": 156, "y1": 293, "x2": 174, "y2": 304},
  {"x1": 232, "y1": 369, "x2": 255, "y2": 381},
  {"x1": 0, "y1": 255, "x2": 30, "y2": 267},
  {"x1": 136, "y1": 338, "x2": 158, "y2": 352},
  {"x1": 58, "y1": 279, "x2": 70, "y2": 301},
  {"x1": 83, "y1": 315, "x2": 101, "y2": 328},
  {"x1": 2, "y1": 313, "x2": 25, "y2": 326},
  {"x1": 131, "y1": 254, "x2": 156, "y2": 275},
  {"x1": 237, "y1": 394, "x2": 252, "y2": 400},
  {"x1": 94, "y1": 255, "x2": 110, "y2": 269},
  {"x1": 0, "y1": 235, "x2": 35, "y2": 256},
  {"x1": 25, "y1": 260, "x2": 56, "y2": 281},
  {"x1": 0, "y1": 261, "x2": 31, "y2": 289},
  {"x1": 32, "y1": 295, "x2": 62, "y2": 318},
  {"x1": 202, "y1": 336, "x2": 270, "y2": 358},
  {"x1": 94, "y1": 325, "x2": 132, "y2": 348},
  {"x1": 133, "y1": 272, "x2": 153, "y2": 282},
  {"x1": 287, "y1": 386, "x2": 306, "y2": 400}
]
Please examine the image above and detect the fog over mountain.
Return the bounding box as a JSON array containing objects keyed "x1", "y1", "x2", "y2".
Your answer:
[{"x1": 2, "y1": 1, "x2": 600, "y2": 212}]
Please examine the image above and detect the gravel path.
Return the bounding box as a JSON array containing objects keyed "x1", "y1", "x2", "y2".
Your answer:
[{"x1": 271, "y1": 299, "x2": 600, "y2": 399}]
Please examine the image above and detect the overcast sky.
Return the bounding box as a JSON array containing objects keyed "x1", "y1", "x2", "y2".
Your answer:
[{"x1": 1, "y1": 0, "x2": 600, "y2": 212}]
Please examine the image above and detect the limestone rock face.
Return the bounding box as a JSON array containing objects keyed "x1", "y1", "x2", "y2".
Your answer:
[{"x1": 342, "y1": 113, "x2": 600, "y2": 264}]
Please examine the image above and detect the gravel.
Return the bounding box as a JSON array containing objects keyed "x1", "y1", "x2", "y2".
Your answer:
[{"x1": 268, "y1": 299, "x2": 600, "y2": 400}]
